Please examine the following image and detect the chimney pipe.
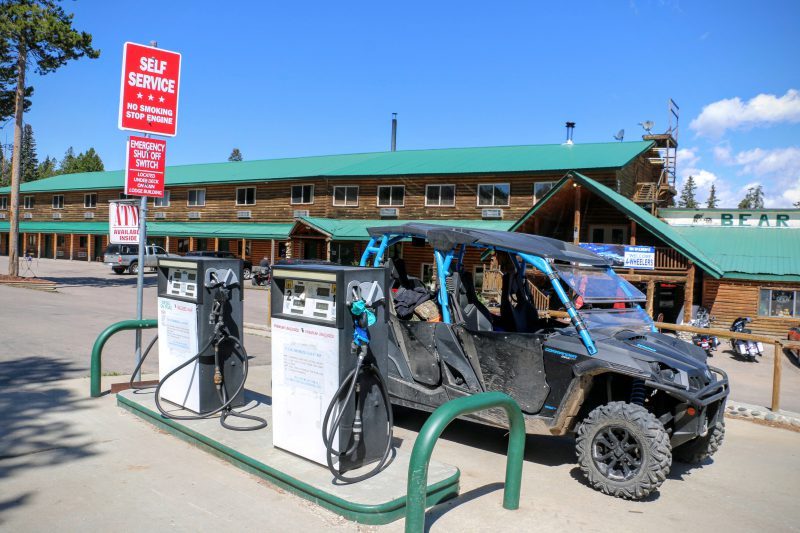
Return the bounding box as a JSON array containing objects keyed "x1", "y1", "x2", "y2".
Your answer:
[
  {"x1": 391, "y1": 113, "x2": 397, "y2": 151},
  {"x1": 565, "y1": 121, "x2": 575, "y2": 145}
]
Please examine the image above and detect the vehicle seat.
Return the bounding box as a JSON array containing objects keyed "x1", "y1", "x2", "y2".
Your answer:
[
  {"x1": 498, "y1": 272, "x2": 540, "y2": 332},
  {"x1": 386, "y1": 257, "x2": 424, "y2": 290},
  {"x1": 447, "y1": 271, "x2": 494, "y2": 331}
]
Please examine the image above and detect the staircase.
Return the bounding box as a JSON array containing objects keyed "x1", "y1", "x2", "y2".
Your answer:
[{"x1": 633, "y1": 182, "x2": 658, "y2": 204}]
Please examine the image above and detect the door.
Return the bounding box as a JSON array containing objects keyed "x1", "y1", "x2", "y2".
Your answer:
[
  {"x1": 329, "y1": 242, "x2": 354, "y2": 265},
  {"x1": 303, "y1": 240, "x2": 319, "y2": 260},
  {"x1": 93, "y1": 235, "x2": 103, "y2": 261},
  {"x1": 44, "y1": 234, "x2": 53, "y2": 258}
]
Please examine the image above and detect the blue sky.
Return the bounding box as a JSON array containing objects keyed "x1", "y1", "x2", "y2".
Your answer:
[{"x1": 8, "y1": 0, "x2": 800, "y2": 207}]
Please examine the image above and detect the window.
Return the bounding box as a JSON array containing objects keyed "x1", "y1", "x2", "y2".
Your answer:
[
  {"x1": 291, "y1": 184, "x2": 314, "y2": 204},
  {"x1": 533, "y1": 181, "x2": 555, "y2": 204},
  {"x1": 187, "y1": 189, "x2": 206, "y2": 207},
  {"x1": 236, "y1": 187, "x2": 256, "y2": 206},
  {"x1": 154, "y1": 190, "x2": 170, "y2": 207},
  {"x1": 333, "y1": 186, "x2": 359, "y2": 207},
  {"x1": 79, "y1": 236, "x2": 87, "y2": 248},
  {"x1": 84, "y1": 193, "x2": 97, "y2": 208},
  {"x1": 588, "y1": 225, "x2": 628, "y2": 245},
  {"x1": 377, "y1": 185, "x2": 405, "y2": 207},
  {"x1": 52, "y1": 195, "x2": 64, "y2": 209},
  {"x1": 195, "y1": 238, "x2": 209, "y2": 251},
  {"x1": 759, "y1": 289, "x2": 798, "y2": 318},
  {"x1": 477, "y1": 183, "x2": 510, "y2": 206},
  {"x1": 0, "y1": 197, "x2": 7, "y2": 210},
  {"x1": 57, "y1": 235, "x2": 65, "y2": 246},
  {"x1": 421, "y1": 263, "x2": 435, "y2": 287},
  {"x1": 119, "y1": 193, "x2": 132, "y2": 200},
  {"x1": 425, "y1": 185, "x2": 456, "y2": 207},
  {"x1": 24, "y1": 196, "x2": 35, "y2": 209},
  {"x1": 177, "y1": 239, "x2": 190, "y2": 253}
]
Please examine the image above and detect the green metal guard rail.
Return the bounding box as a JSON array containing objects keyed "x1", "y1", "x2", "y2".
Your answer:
[
  {"x1": 90, "y1": 319, "x2": 158, "y2": 397},
  {"x1": 405, "y1": 391, "x2": 525, "y2": 532}
]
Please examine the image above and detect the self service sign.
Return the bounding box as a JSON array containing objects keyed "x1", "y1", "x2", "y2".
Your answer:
[
  {"x1": 118, "y1": 42, "x2": 181, "y2": 136},
  {"x1": 125, "y1": 136, "x2": 166, "y2": 197}
]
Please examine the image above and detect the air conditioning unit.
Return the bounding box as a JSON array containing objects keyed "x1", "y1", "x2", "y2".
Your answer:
[
  {"x1": 188, "y1": 211, "x2": 201, "y2": 219},
  {"x1": 84, "y1": 212, "x2": 95, "y2": 219},
  {"x1": 293, "y1": 209, "x2": 310, "y2": 218},
  {"x1": 481, "y1": 208, "x2": 503, "y2": 219},
  {"x1": 0, "y1": 213, "x2": 6, "y2": 219},
  {"x1": 379, "y1": 207, "x2": 399, "y2": 217},
  {"x1": 23, "y1": 212, "x2": 33, "y2": 219},
  {"x1": 154, "y1": 211, "x2": 167, "y2": 219},
  {"x1": 57, "y1": 250, "x2": 64, "y2": 257},
  {"x1": 52, "y1": 213, "x2": 62, "y2": 219},
  {"x1": 237, "y1": 210, "x2": 252, "y2": 219}
]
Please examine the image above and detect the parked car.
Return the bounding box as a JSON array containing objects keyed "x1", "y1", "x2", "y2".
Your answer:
[
  {"x1": 184, "y1": 250, "x2": 252, "y2": 279},
  {"x1": 103, "y1": 244, "x2": 174, "y2": 274},
  {"x1": 788, "y1": 326, "x2": 800, "y2": 362}
]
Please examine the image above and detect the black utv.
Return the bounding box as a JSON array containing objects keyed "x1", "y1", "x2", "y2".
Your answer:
[{"x1": 361, "y1": 224, "x2": 729, "y2": 500}]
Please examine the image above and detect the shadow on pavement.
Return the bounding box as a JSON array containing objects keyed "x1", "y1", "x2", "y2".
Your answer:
[
  {"x1": 43, "y1": 275, "x2": 158, "y2": 288},
  {"x1": 0, "y1": 357, "x2": 99, "y2": 524},
  {"x1": 424, "y1": 482, "x2": 504, "y2": 532}
]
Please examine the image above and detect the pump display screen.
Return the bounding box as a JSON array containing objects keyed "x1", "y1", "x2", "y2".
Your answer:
[
  {"x1": 282, "y1": 279, "x2": 336, "y2": 322},
  {"x1": 167, "y1": 267, "x2": 199, "y2": 300}
]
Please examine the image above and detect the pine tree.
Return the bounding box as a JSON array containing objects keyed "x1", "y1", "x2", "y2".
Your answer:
[
  {"x1": 706, "y1": 183, "x2": 718, "y2": 208},
  {"x1": 0, "y1": 0, "x2": 99, "y2": 276},
  {"x1": 58, "y1": 146, "x2": 77, "y2": 174},
  {"x1": 37, "y1": 155, "x2": 57, "y2": 179},
  {"x1": 228, "y1": 148, "x2": 243, "y2": 162},
  {"x1": 77, "y1": 147, "x2": 103, "y2": 172},
  {"x1": 738, "y1": 185, "x2": 765, "y2": 209},
  {"x1": 20, "y1": 123, "x2": 38, "y2": 182},
  {"x1": 678, "y1": 175, "x2": 698, "y2": 208}
]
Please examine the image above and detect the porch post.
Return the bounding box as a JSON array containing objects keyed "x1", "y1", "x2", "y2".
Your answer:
[
  {"x1": 53, "y1": 233, "x2": 57, "y2": 259},
  {"x1": 241, "y1": 238, "x2": 246, "y2": 259},
  {"x1": 683, "y1": 261, "x2": 695, "y2": 323},
  {"x1": 325, "y1": 237, "x2": 332, "y2": 262},
  {"x1": 165, "y1": 235, "x2": 171, "y2": 252},
  {"x1": 646, "y1": 279, "x2": 655, "y2": 318},
  {"x1": 270, "y1": 239, "x2": 275, "y2": 263},
  {"x1": 573, "y1": 185, "x2": 581, "y2": 245},
  {"x1": 87, "y1": 234, "x2": 92, "y2": 262},
  {"x1": 189, "y1": 236, "x2": 194, "y2": 251},
  {"x1": 37, "y1": 233, "x2": 42, "y2": 257},
  {"x1": 214, "y1": 237, "x2": 219, "y2": 252},
  {"x1": 630, "y1": 221, "x2": 636, "y2": 245},
  {"x1": 70, "y1": 234, "x2": 74, "y2": 260}
]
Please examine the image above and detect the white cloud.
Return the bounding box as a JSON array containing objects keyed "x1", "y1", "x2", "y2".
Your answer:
[
  {"x1": 676, "y1": 147, "x2": 699, "y2": 168},
  {"x1": 732, "y1": 146, "x2": 800, "y2": 177},
  {"x1": 689, "y1": 89, "x2": 800, "y2": 138},
  {"x1": 712, "y1": 144, "x2": 732, "y2": 163}
]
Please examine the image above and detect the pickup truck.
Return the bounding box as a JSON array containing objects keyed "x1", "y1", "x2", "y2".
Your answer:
[{"x1": 103, "y1": 244, "x2": 174, "y2": 274}]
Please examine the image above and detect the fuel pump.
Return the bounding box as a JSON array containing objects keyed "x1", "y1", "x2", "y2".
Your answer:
[
  {"x1": 153, "y1": 256, "x2": 266, "y2": 431},
  {"x1": 270, "y1": 264, "x2": 393, "y2": 483}
]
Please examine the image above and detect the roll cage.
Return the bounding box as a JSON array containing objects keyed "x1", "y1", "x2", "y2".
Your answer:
[{"x1": 360, "y1": 224, "x2": 656, "y2": 356}]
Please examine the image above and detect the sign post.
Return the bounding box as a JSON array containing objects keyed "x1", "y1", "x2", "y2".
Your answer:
[{"x1": 118, "y1": 41, "x2": 181, "y2": 381}]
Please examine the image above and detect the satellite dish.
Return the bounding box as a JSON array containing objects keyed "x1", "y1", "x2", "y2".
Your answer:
[
  {"x1": 639, "y1": 121, "x2": 655, "y2": 134},
  {"x1": 613, "y1": 129, "x2": 624, "y2": 142}
]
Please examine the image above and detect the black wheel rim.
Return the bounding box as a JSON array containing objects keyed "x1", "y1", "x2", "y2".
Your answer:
[{"x1": 591, "y1": 425, "x2": 644, "y2": 481}]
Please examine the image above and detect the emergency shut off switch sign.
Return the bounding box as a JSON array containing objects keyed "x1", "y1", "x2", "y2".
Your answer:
[{"x1": 125, "y1": 136, "x2": 166, "y2": 197}]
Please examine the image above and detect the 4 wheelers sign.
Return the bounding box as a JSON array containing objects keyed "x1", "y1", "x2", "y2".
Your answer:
[
  {"x1": 125, "y1": 136, "x2": 166, "y2": 197},
  {"x1": 109, "y1": 202, "x2": 140, "y2": 244},
  {"x1": 118, "y1": 42, "x2": 181, "y2": 136}
]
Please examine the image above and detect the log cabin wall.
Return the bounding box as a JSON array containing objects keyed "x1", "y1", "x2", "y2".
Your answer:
[{"x1": 702, "y1": 275, "x2": 800, "y2": 336}]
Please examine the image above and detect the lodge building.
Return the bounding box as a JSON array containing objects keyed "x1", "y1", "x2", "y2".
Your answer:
[{"x1": 1, "y1": 138, "x2": 798, "y2": 336}]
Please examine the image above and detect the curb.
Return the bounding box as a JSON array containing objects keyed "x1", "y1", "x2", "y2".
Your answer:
[
  {"x1": 725, "y1": 400, "x2": 800, "y2": 428},
  {"x1": 243, "y1": 322, "x2": 270, "y2": 339}
]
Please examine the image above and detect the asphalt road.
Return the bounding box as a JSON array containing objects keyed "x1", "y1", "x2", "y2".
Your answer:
[{"x1": 1, "y1": 257, "x2": 799, "y2": 531}]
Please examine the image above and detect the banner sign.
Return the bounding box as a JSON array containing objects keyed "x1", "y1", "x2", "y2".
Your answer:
[
  {"x1": 118, "y1": 42, "x2": 181, "y2": 136},
  {"x1": 580, "y1": 243, "x2": 656, "y2": 270},
  {"x1": 125, "y1": 136, "x2": 166, "y2": 197},
  {"x1": 109, "y1": 201, "x2": 140, "y2": 244},
  {"x1": 659, "y1": 209, "x2": 798, "y2": 228}
]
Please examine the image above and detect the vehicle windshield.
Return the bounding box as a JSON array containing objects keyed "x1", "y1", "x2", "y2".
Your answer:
[
  {"x1": 556, "y1": 266, "x2": 646, "y2": 303},
  {"x1": 579, "y1": 307, "x2": 653, "y2": 332}
]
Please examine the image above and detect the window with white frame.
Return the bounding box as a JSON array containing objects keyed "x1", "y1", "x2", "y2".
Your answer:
[
  {"x1": 333, "y1": 185, "x2": 359, "y2": 206},
  {"x1": 236, "y1": 187, "x2": 256, "y2": 205},
  {"x1": 187, "y1": 189, "x2": 206, "y2": 207},
  {"x1": 153, "y1": 190, "x2": 170, "y2": 207},
  {"x1": 24, "y1": 196, "x2": 35, "y2": 209},
  {"x1": 52, "y1": 195, "x2": 64, "y2": 209},
  {"x1": 759, "y1": 289, "x2": 799, "y2": 318},
  {"x1": 425, "y1": 184, "x2": 455, "y2": 207},
  {"x1": 477, "y1": 183, "x2": 510, "y2": 206},
  {"x1": 291, "y1": 184, "x2": 314, "y2": 204},
  {"x1": 0, "y1": 196, "x2": 7, "y2": 210},
  {"x1": 533, "y1": 181, "x2": 555, "y2": 204},
  {"x1": 377, "y1": 185, "x2": 405, "y2": 207},
  {"x1": 84, "y1": 193, "x2": 97, "y2": 208}
]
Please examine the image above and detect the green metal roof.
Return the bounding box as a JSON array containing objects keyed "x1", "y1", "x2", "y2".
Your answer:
[
  {"x1": 295, "y1": 217, "x2": 514, "y2": 240},
  {"x1": 0, "y1": 141, "x2": 653, "y2": 193},
  {"x1": 672, "y1": 226, "x2": 800, "y2": 279},
  {"x1": 0, "y1": 221, "x2": 292, "y2": 239},
  {"x1": 511, "y1": 171, "x2": 725, "y2": 278}
]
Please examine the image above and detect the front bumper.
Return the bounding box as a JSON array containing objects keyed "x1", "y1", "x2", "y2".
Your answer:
[{"x1": 645, "y1": 366, "x2": 729, "y2": 408}]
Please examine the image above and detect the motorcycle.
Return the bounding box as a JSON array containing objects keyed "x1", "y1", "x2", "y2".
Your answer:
[
  {"x1": 251, "y1": 265, "x2": 271, "y2": 286},
  {"x1": 690, "y1": 307, "x2": 720, "y2": 357},
  {"x1": 730, "y1": 316, "x2": 763, "y2": 360}
]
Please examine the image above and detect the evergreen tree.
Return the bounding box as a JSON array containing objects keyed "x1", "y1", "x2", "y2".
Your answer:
[
  {"x1": 228, "y1": 148, "x2": 243, "y2": 162},
  {"x1": 77, "y1": 147, "x2": 103, "y2": 172},
  {"x1": 0, "y1": 39, "x2": 32, "y2": 123},
  {"x1": 706, "y1": 183, "x2": 718, "y2": 208},
  {"x1": 36, "y1": 155, "x2": 57, "y2": 179},
  {"x1": 794, "y1": 200, "x2": 800, "y2": 208},
  {"x1": 678, "y1": 175, "x2": 698, "y2": 208},
  {"x1": 58, "y1": 146, "x2": 77, "y2": 174},
  {"x1": 0, "y1": 0, "x2": 99, "y2": 276},
  {"x1": 20, "y1": 123, "x2": 38, "y2": 182},
  {"x1": 738, "y1": 185, "x2": 765, "y2": 209}
]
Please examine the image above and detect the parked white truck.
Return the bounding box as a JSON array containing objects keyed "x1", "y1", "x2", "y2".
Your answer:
[{"x1": 103, "y1": 244, "x2": 174, "y2": 274}]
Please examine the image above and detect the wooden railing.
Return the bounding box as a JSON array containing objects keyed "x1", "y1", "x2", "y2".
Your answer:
[
  {"x1": 654, "y1": 246, "x2": 689, "y2": 271},
  {"x1": 527, "y1": 279, "x2": 551, "y2": 312}
]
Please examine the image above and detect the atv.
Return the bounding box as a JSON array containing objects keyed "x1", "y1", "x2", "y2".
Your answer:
[{"x1": 361, "y1": 223, "x2": 729, "y2": 500}]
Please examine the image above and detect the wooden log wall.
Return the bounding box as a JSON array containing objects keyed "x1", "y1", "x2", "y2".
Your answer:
[{"x1": 702, "y1": 274, "x2": 800, "y2": 336}]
